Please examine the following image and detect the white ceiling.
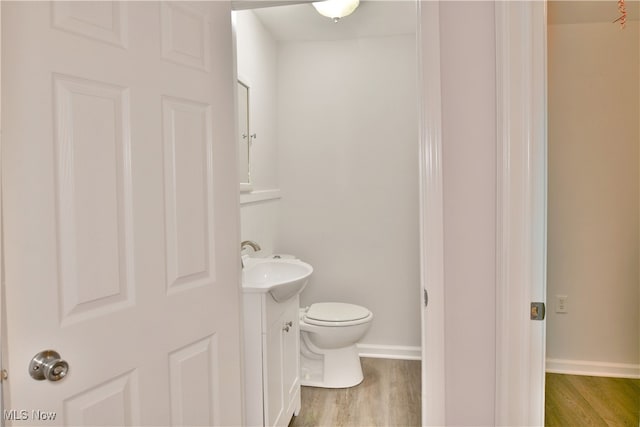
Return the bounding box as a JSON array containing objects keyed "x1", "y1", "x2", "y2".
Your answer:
[
  {"x1": 249, "y1": 1, "x2": 417, "y2": 42},
  {"x1": 549, "y1": 0, "x2": 639, "y2": 25}
]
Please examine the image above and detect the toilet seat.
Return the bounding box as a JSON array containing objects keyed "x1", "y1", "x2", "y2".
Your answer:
[{"x1": 303, "y1": 302, "x2": 372, "y2": 327}]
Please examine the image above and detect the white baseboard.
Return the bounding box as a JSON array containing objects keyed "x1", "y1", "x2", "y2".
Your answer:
[
  {"x1": 357, "y1": 344, "x2": 421, "y2": 361},
  {"x1": 239, "y1": 189, "x2": 281, "y2": 205},
  {"x1": 546, "y1": 358, "x2": 640, "y2": 379}
]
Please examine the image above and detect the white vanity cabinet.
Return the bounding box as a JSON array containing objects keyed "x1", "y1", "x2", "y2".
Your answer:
[{"x1": 243, "y1": 292, "x2": 301, "y2": 427}]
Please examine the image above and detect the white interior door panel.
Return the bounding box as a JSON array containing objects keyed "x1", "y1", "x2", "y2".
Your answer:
[{"x1": 2, "y1": 2, "x2": 242, "y2": 425}]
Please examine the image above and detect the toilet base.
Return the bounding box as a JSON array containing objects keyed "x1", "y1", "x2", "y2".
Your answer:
[{"x1": 300, "y1": 341, "x2": 364, "y2": 388}]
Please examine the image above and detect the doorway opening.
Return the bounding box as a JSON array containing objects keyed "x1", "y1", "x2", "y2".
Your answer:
[{"x1": 232, "y1": 1, "x2": 426, "y2": 425}]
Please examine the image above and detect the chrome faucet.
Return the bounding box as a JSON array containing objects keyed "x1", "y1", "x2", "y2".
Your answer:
[{"x1": 241, "y1": 240, "x2": 261, "y2": 252}]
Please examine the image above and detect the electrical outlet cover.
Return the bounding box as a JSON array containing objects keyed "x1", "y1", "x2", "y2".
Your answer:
[{"x1": 556, "y1": 295, "x2": 568, "y2": 313}]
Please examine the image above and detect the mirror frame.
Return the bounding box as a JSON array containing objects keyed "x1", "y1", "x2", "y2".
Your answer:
[{"x1": 237, "y1": 79, "x2": 252, "y2": 192}]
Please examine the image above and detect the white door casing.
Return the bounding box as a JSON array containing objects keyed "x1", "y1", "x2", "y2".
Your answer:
[
  {"x1": 2, "y1": 2, "x2": 243, "y2": 425},
  {"x1": 0, "y1": 0, "x2": 4, "y2": 417},
  {"x1": 418, "y1": 1, "x2": 446, "y2": 425},
  {"x1": 495, "y1": 1, "x2": 547, "y2": 426}
]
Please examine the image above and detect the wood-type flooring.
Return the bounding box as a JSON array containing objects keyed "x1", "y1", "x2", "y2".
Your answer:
[
  {"x1": 289, "y1": 357, "x2": 421, "y2": 427},
  {"x1": 545, "y1": 373, "x2": 640, "y2": 426},
  {"x1": 289, "y1": 363, "x2": 640, "y2": 426}
]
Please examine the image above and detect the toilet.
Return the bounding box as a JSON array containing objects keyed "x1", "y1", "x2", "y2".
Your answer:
[{"x1": 299, "y1": 302, "x2": 373, "y2": 388}]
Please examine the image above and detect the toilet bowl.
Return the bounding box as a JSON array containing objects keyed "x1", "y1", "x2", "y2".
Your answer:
[{"x1": 299, "y1": 302, "x2": 373, "y2": 388}]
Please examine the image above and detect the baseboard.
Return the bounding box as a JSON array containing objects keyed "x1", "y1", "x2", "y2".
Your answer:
[
  {"x1": 546, "y1": 358, "x2": 640, "y2": 379},
  {"x1": 239, "y1": 189, "x2": 281, "y2": 205},
  {"x1": 356, "y1": 344, "x2": 421, "y2": 361}
]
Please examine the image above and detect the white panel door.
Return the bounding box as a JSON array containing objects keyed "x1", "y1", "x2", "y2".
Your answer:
[{"x1": 1, "y1": 2, "x2": 243, "y2": 425}]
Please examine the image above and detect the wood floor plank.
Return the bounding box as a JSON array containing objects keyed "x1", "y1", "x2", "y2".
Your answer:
[
  {"x1": 568, "y1": 375, "x2": 639, "y2": 426},
  {"x1": 545, "y1": 373, "x2": 640, "y2": 427},
  {"x1": 289, "y1": 358, "x2": 421, "y2": 427},
  {"x1": 545, "y1": 374, "x2": 607, "y2": 426}
]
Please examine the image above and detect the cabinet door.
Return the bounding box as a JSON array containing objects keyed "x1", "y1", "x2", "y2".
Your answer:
[
  {"x1": 282, "y1": 299, "x2": 301, "y2": 411},
  {"x1": 264, "y1": 295, "x2": 301, "y2": 427},
  {"x1": 265, "y1": 298, "x2": 285, "y2": 426}
]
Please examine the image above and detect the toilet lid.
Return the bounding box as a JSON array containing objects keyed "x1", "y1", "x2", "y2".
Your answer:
[{"x1": 305, "y1": 302, "x2": 370, "y2": 323}]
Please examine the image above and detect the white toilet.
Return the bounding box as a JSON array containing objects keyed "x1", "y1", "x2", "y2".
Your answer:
[{"x1": 299, "y1": 302, "x2": 373, "y2": 388}]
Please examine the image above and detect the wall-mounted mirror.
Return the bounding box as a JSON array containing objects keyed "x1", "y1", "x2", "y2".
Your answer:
[{"x1": 237, "y1": 80, "x2": 252, "y2": 192}]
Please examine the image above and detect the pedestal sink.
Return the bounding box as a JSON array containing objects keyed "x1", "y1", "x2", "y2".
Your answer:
[{"x1": 242, "y1": 258, "x2": 313, "y2": 302}]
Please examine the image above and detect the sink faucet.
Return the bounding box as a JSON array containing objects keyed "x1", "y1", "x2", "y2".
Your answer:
[
  {"x1": 241, "y1": 240, "x2": 261, "y2": 252},
  {"x1": 241, "y1": 241, "x2": 261, "y2": 268}
]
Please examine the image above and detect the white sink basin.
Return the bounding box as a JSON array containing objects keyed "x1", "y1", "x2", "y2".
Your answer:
[{"x1": 242, "y1": 258, "x2": 313, "y2": 302}]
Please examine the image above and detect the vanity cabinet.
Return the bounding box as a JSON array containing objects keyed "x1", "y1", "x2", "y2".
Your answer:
[{"x1": 243, "y1": 292, "x2": 301, "y2": 427}]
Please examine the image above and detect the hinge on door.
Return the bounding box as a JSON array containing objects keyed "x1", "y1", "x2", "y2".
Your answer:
[
  {"x1": 530, "y1": 302, "x2": 545, "y2": 320},
  {"x1": 424, "y1": 289, "x2": 428, "y2": 307}
]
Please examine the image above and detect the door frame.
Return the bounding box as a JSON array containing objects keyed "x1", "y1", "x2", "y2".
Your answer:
[
  {"x1": 494, "y1": 1, "x2": 547, "y2": 425},
  {"x1": 417, "y1": 1, "x2": 446, "y2": 425},
  {"x1": 0, "y1": 1, "x2": 4, "y2": 421}
]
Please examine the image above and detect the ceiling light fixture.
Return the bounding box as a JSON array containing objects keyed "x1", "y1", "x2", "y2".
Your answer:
[{"x1": 312, "y1": 0, "x2": 360, "y2": 23}]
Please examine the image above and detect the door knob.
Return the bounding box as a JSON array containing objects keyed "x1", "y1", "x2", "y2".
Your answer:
[{"x1": 29, "y1": 350, "x2": 69, "y2": 382}]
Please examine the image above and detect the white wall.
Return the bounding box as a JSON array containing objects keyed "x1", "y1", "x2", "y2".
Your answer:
[
  {"x1": 275, "y1": 35, "x2": 421, "y2": 350},
  {"x1": 235, "y1": 10, "x2": 420, "y2": 352},
  {"x1": 547, "y1": 21, "x2": 640, "y2": 370},
  {"x1": 235, "y1": 10, "x2": 280, "y2": 256},
  {"x1": 439, "y1": 2, "x2": 497, "y2": 424}
]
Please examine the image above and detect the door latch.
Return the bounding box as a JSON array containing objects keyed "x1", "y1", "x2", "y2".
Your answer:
[{"x1": 530, "y1": 302, "x2": 546, "y2": 320}]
